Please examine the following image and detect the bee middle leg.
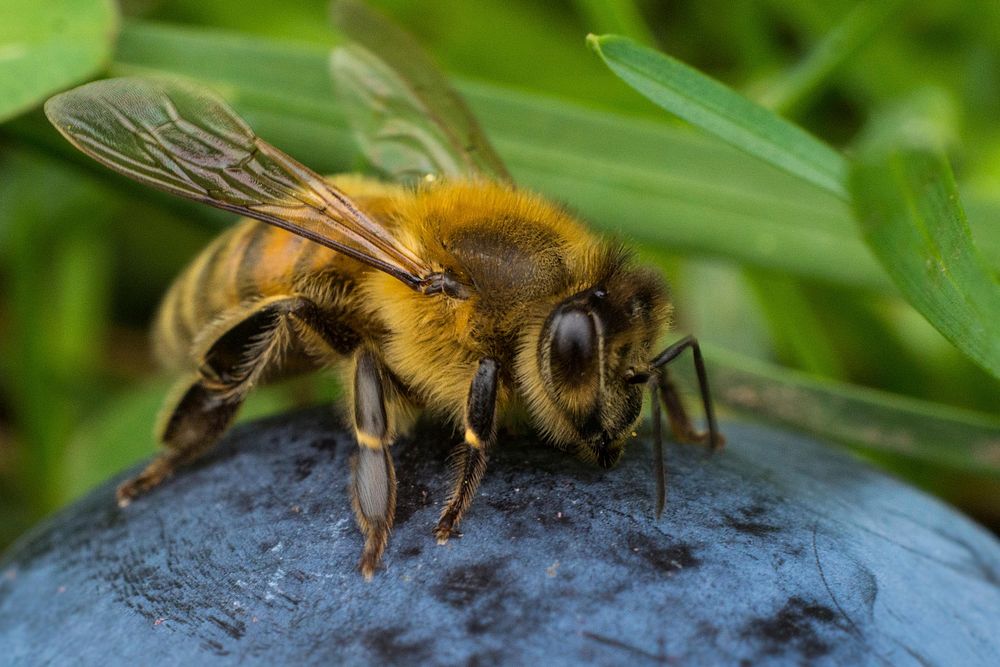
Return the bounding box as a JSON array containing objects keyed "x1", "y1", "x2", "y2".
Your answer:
[
  {"x1": 435, "y1": 358, "x2": 499, "y2": 545},
  {"x1": 117, "y1": 295, "x2": 337, "y2": 507}
]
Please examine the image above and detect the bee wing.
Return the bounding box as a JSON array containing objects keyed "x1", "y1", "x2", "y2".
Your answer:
[
  {"x1": 330, "y1": 0, "x2": 511, "y2": 184},
  {"x1": 44, "y1": 77, "x2": 432, "y2": 289}
]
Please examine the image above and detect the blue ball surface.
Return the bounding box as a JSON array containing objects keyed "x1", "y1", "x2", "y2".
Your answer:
[{"x1": 2, "y1": 409, "x2": 998, "y2": 665}]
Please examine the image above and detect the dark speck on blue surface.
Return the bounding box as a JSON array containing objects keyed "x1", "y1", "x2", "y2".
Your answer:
[
  {"x1": 720, "y1": 500, "x2": 783, "y2": 537},
  {"x1": 743, "y1": 596, "x2": 841, "y2": 660}
]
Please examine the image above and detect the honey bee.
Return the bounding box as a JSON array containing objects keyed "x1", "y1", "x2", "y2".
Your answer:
[{"x1": 44, "y1": 0, "x2": 722, "y2": 579}]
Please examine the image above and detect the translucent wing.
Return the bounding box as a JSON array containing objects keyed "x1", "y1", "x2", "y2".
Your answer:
[
  {"x1": 330, "y1": 0, "x2": 511, "y2": 184},
  {"x1": 44, "y1": 77, "x2": 432, "y2": 290}
]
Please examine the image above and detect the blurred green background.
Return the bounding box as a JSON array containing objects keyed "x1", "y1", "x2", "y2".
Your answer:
[{"x1": 1, "y1": 0, "x2": 998, "y2": 551}]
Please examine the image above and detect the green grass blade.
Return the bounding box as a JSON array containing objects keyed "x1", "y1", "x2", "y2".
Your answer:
[
  {"x1": 587, "y1": 33, "x2": 848, "y2": 198},
  {"x1": 737, "y1": 2, "x2": 906, "y2": 381},
  {"x1": 699, "y1": 344, "x2": 1000, "y2": 521},
  {"x1": 757, "y1": 0, "x2": 906, "y2": 115},
  {"x1": 106, "y1": 23, "x2": 1000, "y2": 289},
  {"x1": 0, "y1": 0, "x2": 118, "y2": 122},
  {"x1": 704, "y1": 343, "x2": 1000, "y2": 473},
  {"x1": 742, "y1": 273, "x2": 846, "y2": 377},
  {"x1": 571, "y1": 0, "x2": 657, "y2": 46},
  {"x1": 852, "y1": 149, "x2": 1000, "y2": 379}
]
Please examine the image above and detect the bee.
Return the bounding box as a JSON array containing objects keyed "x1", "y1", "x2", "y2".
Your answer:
[{"x1": 44, "y1": 0, "x2": 722, "y2": 579}]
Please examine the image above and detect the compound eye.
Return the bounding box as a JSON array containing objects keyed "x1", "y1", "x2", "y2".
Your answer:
[{"x1": 549, "y1": 308, "x2": 597, "y2": 382}]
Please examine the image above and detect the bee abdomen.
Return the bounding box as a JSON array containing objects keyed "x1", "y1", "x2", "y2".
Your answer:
[{"x1": 152, "y1": 220, "x2": 357, "y2": 370}]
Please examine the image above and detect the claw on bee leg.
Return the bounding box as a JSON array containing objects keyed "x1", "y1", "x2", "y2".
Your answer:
[
  {"x1": 116, "y1": 456, "x2": 177, "y2": 508},
  {"x1": 353, "y1": 445, "x2": 396, "y2": 580},
  {"x1": 435, "y1": 444, "x2": 488, "y2": 544}
]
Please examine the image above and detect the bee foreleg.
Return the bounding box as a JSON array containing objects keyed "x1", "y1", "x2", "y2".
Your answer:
[
  {"x1": 650, "y1": 376, "x2": 665, "y2": 518},
  {"x1": 651, "y1": 336, "x2": 725, "y2": 450},
  {"x1": 117, "y1": 296, "x2": 315, "y2": 508},
  {"x1": 350, "y1": 348, "x2": 398, "y2": 580},
  {"x1": 435, "y1": 358, "x2": 499, "y2": 545}
]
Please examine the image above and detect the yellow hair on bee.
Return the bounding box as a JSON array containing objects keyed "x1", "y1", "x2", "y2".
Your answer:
[{"x1": 360, "y1": 179, "x2": 600, "y2": 424}]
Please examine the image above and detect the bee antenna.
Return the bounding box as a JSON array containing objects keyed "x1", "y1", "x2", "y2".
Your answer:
[{"x1": 649, "y1": 373, "x2": 665, "y2": 518}]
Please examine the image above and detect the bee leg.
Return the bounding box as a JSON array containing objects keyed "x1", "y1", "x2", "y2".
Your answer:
[
  {"x1": 658, "y1": 370, "x2": 708, "y2": 444},
  {"x1": 116, "y1": 296, "x2": 320, "y2": 508},
  {"x1": 116, "y1": 377, "x2": 243, "y2": 507},
  {"x1": 350, "y1": 348, "x2": 398, "y2": 580},
  {"x1": 651, "y1": 335, "x2": 725, "y2": 450},
  {"x1": 435, "y1": 358, "x2": 499, "y2": 545},
  {"x1": 649, "y1": 376, "x2": 666, "y2": 518}
]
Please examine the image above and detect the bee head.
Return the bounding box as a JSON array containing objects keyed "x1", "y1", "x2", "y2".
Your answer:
[{"x1": 516, "y1": 255, "x2": 671, "y2": 468}]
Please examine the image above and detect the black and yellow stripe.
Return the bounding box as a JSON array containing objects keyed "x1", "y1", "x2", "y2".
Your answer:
[{"x1": 152, "y1": 218, "x2": 366, "y2": 370}]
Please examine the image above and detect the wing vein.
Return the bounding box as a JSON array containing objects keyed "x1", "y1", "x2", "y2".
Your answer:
[{"x1": 45, "y1": 77, "x2": 435, "y2": 290}]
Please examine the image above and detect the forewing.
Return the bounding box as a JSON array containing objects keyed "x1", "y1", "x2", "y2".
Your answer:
[
  {"x1": 44, "y1": 77, "x2": 430, "y2": 288},
  {"x1": 330, "y1": 0, "x2": 511, "y2": 184}
]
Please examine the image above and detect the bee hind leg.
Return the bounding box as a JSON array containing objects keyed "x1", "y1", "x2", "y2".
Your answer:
[
  {"x1": 117, "y1": 296, "x2": 327, "y2": 508},
  {"x1": 435, "y1": 358, "x2": 499, "y2": 545},
  {"x1": 116, "y1": 377, "x2": 243, "y2": 507},
  {"x1": 350, "y1": 348, "x2": 399, "y2": 580}
]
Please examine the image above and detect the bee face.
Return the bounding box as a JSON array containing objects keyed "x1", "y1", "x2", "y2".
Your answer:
[{"x1": 521, "y1": 264, "x2": 671, "y2": 468}]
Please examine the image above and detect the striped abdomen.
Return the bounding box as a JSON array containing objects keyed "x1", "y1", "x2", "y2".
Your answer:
[{"x1": 152, "y1": 219, "x2": 368, "y2": 370}]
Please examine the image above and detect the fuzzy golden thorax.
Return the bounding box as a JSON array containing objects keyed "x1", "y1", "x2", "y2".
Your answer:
[{"x1": 361, "y1": 180, "x2": 602, "y2": 421}]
